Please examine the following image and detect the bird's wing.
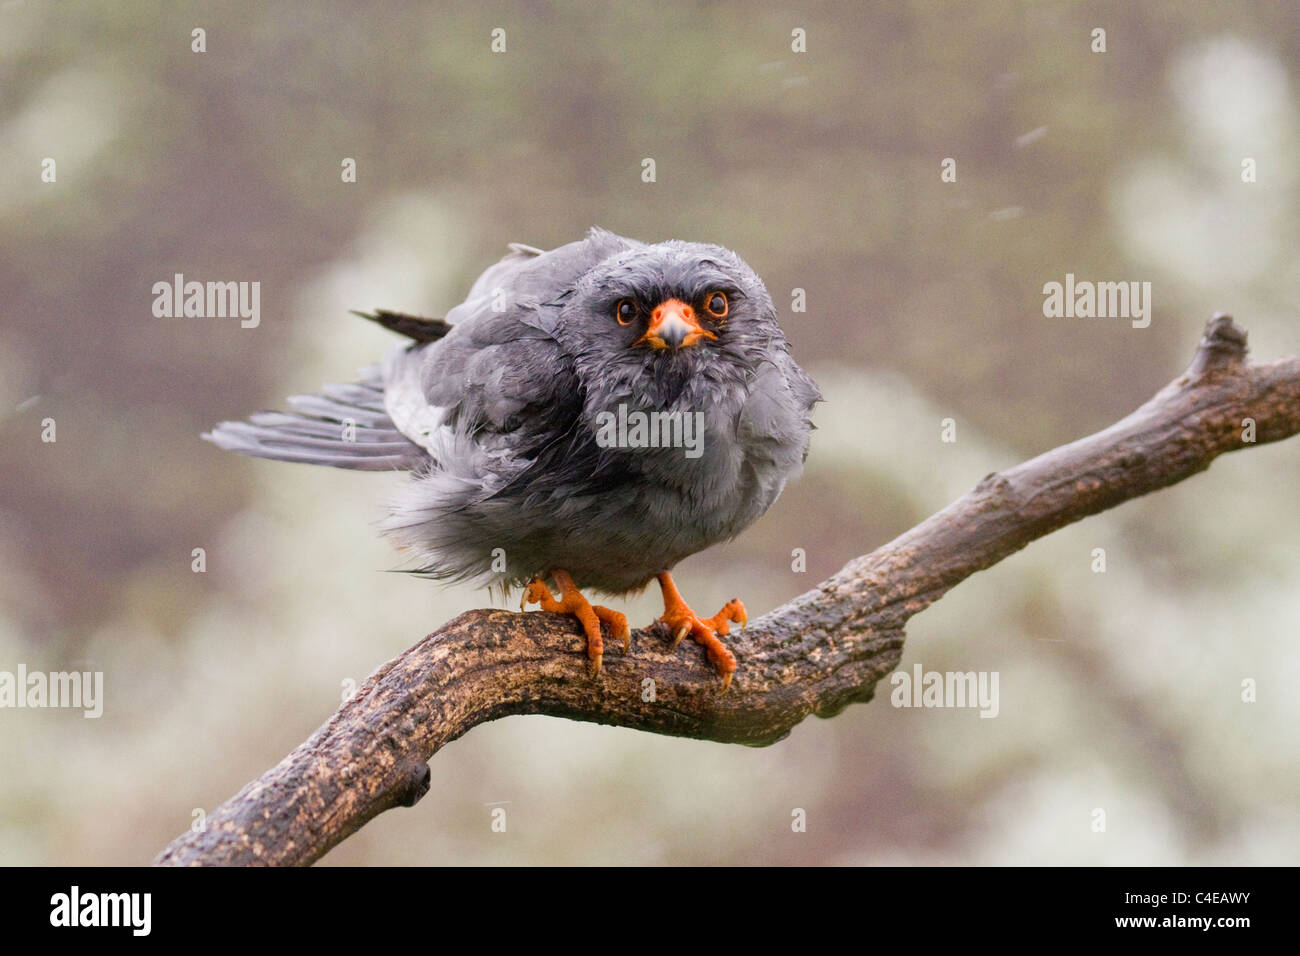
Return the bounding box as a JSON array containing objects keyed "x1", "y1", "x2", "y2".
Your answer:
[
  {"x1": 736, "y1": 346, "x2": 822, "y2": 477},
  {"x1": 385, "y1": 303, "x2": 583, "y2": 479},
  {"x1": 383, "y1": 230, "x2": 639, "y2": 485}
]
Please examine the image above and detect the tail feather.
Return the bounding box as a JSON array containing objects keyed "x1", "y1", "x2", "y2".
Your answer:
[
  {"x1": 204, "y1": 365, "x2": 427, "y2": 471},
  {"x1": 317, "y1": 381, "x2": 388, "y2": 411},
  {"x1": 284, "y1": 393, "x2": 394, "y2": 430},
  {"x1": 245, "y1": 411, "x2": 407, "y2": 443}
]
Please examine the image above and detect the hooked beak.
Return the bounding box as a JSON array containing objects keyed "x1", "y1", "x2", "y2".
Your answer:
[{"x1": 636, "y1": 298, "x2": 716, "y2": 350}]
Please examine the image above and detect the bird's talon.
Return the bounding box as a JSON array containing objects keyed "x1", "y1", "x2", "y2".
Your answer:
[
  {"x1": 521, "y1": 572, "x2": 626, "y2": 674},
  {"x1": 656, "y1": 574, "x2": 746, "y2": 684},
  {"x1": 520, "y1": 579, "x2": 551, "y2": 611}
]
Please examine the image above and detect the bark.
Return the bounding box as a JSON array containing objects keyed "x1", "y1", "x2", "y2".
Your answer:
[{"x1": 154, "y1": 314, "x2": 1300, "y2": 866}]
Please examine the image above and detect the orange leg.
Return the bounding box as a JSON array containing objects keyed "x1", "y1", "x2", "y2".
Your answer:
[
  {"x1": 656, "y1": 572, "x2": 746, "y2": 691},
  {"x1": 520, "y1": 569, "x2": 630, "y2": 676}
]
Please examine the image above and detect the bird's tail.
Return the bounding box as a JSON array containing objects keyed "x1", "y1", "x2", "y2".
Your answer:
[{"x1": 203, "y1": 363, "x2": 427, "y2": 471}]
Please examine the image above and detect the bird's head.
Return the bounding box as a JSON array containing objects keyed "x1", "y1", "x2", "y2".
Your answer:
[{"x1": 557, "y1": 239, "x2": 783, "y2": 414}]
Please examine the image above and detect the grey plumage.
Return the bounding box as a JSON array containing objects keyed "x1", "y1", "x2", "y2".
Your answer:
[{"x1": 205, "y1": 227, "x2": 820, "y2": 597}]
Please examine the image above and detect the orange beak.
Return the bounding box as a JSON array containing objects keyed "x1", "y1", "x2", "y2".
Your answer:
[{"x1": 635, "y1": 298, "x2": 716, "y2": 350}]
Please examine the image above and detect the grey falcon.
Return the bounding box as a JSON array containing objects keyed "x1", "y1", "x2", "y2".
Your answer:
[{"x1": 205, "y1": 227, "x2": 820, "y2": 689}]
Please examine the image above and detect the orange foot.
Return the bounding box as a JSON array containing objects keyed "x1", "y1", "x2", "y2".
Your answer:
[
  {"x1": 656, "y1": 572, "x2": 746, "y2": 691},
  {"x1": 520, "y1": 569, "x2": 630, "y2": 677}
]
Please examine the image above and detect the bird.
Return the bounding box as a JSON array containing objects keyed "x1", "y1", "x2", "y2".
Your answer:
[{"x1": 204, "y1": 227, "x2": 820, "y2": 690}]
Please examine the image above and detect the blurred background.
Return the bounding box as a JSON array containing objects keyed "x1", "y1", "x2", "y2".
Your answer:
[{"x1": 2, "y1": 0, "x2": 1298, "y2": 865}]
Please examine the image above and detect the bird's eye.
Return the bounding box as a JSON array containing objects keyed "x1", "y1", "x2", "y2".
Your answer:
[
  {"x1": 615, "y1": 299, "x2": 637, "y2": 325},
  {"x1": 705, "y1": 292, "x2": 729, "y2": 318}
]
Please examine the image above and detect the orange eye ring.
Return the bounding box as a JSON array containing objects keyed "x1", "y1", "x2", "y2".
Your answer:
[
  {"x1": 704, "y1": 291, "x2": 729, "y2": 319},
  {"x1": 615, "y1": 298, "x2": 637, "y2": 326}
]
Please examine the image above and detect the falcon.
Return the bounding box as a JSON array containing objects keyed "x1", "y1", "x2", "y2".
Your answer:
[{"x1": 205, "y1": 228, "x2": 820, "y2": 689}]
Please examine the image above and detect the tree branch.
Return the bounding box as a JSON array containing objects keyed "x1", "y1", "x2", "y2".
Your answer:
[{"x1": 155, "y1": 314, "x2": 1300, "y2": 866}]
